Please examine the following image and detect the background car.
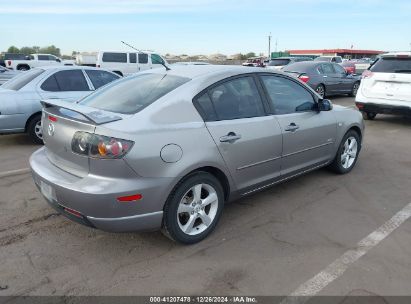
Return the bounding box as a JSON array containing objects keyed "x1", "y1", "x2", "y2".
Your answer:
[
  {"x1": 266, "y1": 57, "x2": 312, "y2": 70},
  {"x1": 356, "y1": 52, "x2": 411, "y2": 120},
  {"x1": 283, "y1": 61, "x2": 361, "y2": 98},
  {"x1": 0, "y1": 66, "x2": 20, "y2": 85},
  {"x1": 0, "y1": 66, "x2": 120, "y2": 143},
  {"x1": 341, "y1": 60, "x2": 357, "y2": 74},
  {"x1": 96, "y1": 50, "x2": 168, "y2": 76},
  {"x1": 30, "y1": 65, "x2": 363, "y2": 244},
  {"x1": 314, "y1": 56, "x2": 343, "y2": 64}
]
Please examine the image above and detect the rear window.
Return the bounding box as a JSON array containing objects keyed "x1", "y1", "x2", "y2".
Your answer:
[
  {"x1": 370, "y1": 57, "x2": 411, "y2": 74},
  {"x1": 1, "y1": 68, "x2": 44, "y2": 90},
  {"x1": 4, "y1": 53, "x2": 27, "y2": 60},
  {"x1": 268, "y1": 59, "x2": 291, "y2": 66},
  {"x1": 80, "y1": 73, "x2": 190, "y2": 114},
  {"x1": 102, "y1": 52, "x2": 127, "y2": 63}
]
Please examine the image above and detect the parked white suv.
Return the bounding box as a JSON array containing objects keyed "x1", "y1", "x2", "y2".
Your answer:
[
  {"x1": 5, "y1": 54, "x2": 63, "y2": 71},
  {"x1": 356, "y1": 52, "x2": 411, "y2": 120},
  {"x1": 96, "y1": 51, "x2": 168, "y2": 76}
]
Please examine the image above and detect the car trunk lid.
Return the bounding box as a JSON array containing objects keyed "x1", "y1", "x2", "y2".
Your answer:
[
  {"x1": 41, "y1": 99, "x2": 123, "y2": 177},
  {"x1": 361, "y1": 72, "x2": 411, "y2": 103}
]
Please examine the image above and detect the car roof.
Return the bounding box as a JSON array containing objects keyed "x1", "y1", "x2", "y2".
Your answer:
[
  {"x1": 381, "y1": 52, "x2": 411, "y2": 57},
  {"x1": 34, "y1": 65, "x2": 114, "y2": 72}
]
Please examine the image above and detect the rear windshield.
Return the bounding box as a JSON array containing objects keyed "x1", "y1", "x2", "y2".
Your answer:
[
  {"x1": 370, "y1": 57, "x2": 411, "y2": 74},
  {"x1": 80, "y1": 73, "x2": 190, "y2": 114},
  {"x1": 1, "y1": 68, "x2": 44, "y2": 90},
  {"x1": 268, "y1": 59, "x2": 291, "y2": 66}
]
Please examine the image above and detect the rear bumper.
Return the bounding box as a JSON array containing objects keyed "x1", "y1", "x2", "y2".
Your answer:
[
  {"x1": 30, "y1": 147, "x2": 175, "y2": 232},
  {"x1": 355, "y1": 102, "x2": 411, "y2": 116}
]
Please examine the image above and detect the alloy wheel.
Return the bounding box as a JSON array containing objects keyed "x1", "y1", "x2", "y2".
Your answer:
[
  {"x1": 177, "y1": 183, "x2": 218, "y2": 236},
  {"x1": 316, "y1": 85, "x2": 325, "y2": 98},
  {"x1": 34, "y1": 120, "x2": 43, "y2": 140},
  {"x1": 341, "y1": 136, "x2": 358, "y2": 169}
]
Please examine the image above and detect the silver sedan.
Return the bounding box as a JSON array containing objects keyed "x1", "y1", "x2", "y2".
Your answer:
[
  {"x1": 30, "y1": 65, "x2": 364, "y2": 244},
  {"x1": 0, "y1": 66, "x2": 120, "y2": 143}
]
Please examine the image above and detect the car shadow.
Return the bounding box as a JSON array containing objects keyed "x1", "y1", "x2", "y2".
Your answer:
[{"x1": 0, "y1": 134, "x2": 40, "y2": 147}]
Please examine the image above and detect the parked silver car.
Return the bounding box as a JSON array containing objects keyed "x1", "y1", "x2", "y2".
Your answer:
[
  {"x1": 0, "y1": 66, "x2": 120, "y2": 143},
  {"x1": 30, "y1": 65, "x2": 364, "y2": 244},
  {"x1": 0, "y1": 66, "x2": 20, "y2": 85}
]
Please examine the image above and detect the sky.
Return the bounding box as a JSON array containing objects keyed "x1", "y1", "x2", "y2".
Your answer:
[{"x1": 1, "y1": 0, "x2": 410, "y2": 56}]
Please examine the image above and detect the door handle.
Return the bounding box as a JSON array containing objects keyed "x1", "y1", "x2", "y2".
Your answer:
[
  {"x1": 323, "y1": 75, "x2": 328, "y2": 78},
  {"x1": 220, "y1": 132, "x2": 241, "y2": 143},
  {"x1": 285, "y1": 123, "x2": 299, "y2": 132}
]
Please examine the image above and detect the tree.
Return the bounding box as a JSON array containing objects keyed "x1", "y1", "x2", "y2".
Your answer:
[
  {"x1": 7, "y1": 46, "x2": 20, "y2": 53},
  {"x1": 39, "y1": 45, "x2": 61, "y2": 57},
  {"x1": 20, "y1": 46, "x2": 36, "y2": 55},
  {"x1": 245, "y1": 52, "x2": 256, "y2": 59}
]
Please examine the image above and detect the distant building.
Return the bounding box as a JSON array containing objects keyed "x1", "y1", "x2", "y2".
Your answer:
[{"x1": 285, "y1": 49, "x2": 385, "y2": 59}]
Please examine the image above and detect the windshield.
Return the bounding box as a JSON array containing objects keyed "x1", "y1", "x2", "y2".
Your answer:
[
  {"x1": 80, "y1": 73, "x2": 190, "y2": 114},
  {"x1": 370, "y1": 57, "x2": 411, "y2": 74},
  {"x1": 1, "y1": 68, "x2": 44, "y2": 90},
  {"x1": 268, "y1": 59, "x2": 291, "y2": 66}
]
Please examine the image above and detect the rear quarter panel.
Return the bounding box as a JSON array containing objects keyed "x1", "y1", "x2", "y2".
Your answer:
[{"x1": 331, "y1": 105, "x2": 364, "y2": 151}]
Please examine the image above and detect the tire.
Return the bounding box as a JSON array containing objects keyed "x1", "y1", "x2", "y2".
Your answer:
[
  {"x1": 350, "y1": 82, "x2": 360, "y2": 97},
  {"x1": 329, "y1": 130, "x2": 361, "y2": 174},
  {"x1": 315, "y1": 84, "x2": 326, "y2": 98},
  {"x1": 27, "y1": 115, "x2": 44, "y2": 145},
  {"x1": 362, "y1": 111, "x2": 377, "y2": 120},
  {"x1": 17, "y1": 65, "x2": 30, "y2": 71},
  {"x1": 162, "y1": 172, "x2": 224, "y2": 244}
]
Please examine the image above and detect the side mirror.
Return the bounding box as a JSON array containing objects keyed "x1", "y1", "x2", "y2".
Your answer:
[
  {"x1": 318, "y1": 99, "x2": 333, "y2": 111},
  {"x1": 56, "y1": 58, "x2": 61, "y2": 62}
]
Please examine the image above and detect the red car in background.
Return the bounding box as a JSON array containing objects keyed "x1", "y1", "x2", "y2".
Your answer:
[
  {"x1": 341, "y1": 61, "x2": 356, "y2": 74},
  {"x1": 242, "y1": 57, "x2": 266, "y2": 67}
]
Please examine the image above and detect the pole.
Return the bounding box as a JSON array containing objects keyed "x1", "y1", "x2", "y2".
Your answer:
[{"x1": 268, "y1": 33, "x2": 272, "y2": 60}]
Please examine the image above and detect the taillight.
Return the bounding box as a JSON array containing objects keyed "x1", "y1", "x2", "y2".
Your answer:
[
  {"x1": 362, "y1": 70, "x2": 374, "y2": 79},
  {"x1": 71, "y1": 131, "x2": 134, "y2": 159},
  {"x1": 298, "y1": 75, "x2": 310, "y2": 83},
  {"x1": 97, "y1": 64, "x2": 100, "y2": 68},
  {"x1": 356, "y1": 102, "x2": 364, "y2": 110},
  {"x1": 7, "y1": 60, "x2": 11, "y2": 66}
]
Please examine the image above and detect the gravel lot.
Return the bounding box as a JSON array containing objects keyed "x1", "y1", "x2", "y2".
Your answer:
[{"x1": 0, "y1": 96, "x2": 410, "y2": 297}]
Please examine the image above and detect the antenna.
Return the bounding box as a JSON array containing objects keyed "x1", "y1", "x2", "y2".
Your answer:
[{"x1": 121, "y1": 40, "x2": 170, "y2": 71}]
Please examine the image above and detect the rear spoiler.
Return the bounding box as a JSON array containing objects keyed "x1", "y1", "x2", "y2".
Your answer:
[{"x1": 41, "y1": 99, "x2": 123, "y2": 125}]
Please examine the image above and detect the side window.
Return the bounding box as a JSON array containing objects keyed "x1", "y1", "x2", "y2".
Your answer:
[
  {"x1": 48, "y1": 55, "x2": 56, "y2": 61},
  {"x1": 38, "y1": 55, "x2": 49, "y2": 61},
  {"x1": 54, "y1": 70, "x2": 89, "y2": 91},
  {"x1": 334, "y1": 64, "x2": 346, "y2": 75},
  {"x1": 85, "y1": 70, "x2": 119, "y2": 89},
  {"x1": 335, "y1": 57, "x2": 342, "y2": 63},
  {"x1": 129, "y1": 53, "x2": 137, "y2": 63},
  {"x1": 194, "y1": 93, "x2": 217, "y2": 121},
  {"x1": 151, "y1": 54, "x2": 163, "y2": 65},
  {"x1": 321, "y1": 63, "x2": 335, "y2": 74},
  {"x1": 208, "y1": 76, "x2": 265, "y2": 120},
  {"x1": 41, "y1": 75, "x2": 60, "y2": 91},
  {"x1": 102, "y1": 52, "x2": 127, "y2": 63},
  {"x1": 317, "y1": 65, "x2": 324, "y2": 74},
  {"x1": 261, "y1": 75, "x2": 315, "y2": 115},
  {"x1": 138, "y1": 53, "x2": 148, "y2": 64}
]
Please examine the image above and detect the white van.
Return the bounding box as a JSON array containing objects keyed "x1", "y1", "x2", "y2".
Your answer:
[{"x1": 96, "y1": 51, "x2": 167, "y2": 76}]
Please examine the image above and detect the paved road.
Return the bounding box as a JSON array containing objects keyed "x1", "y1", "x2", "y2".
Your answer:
[{"x1": 0, "y1": 96, "x2": 410, "y2": 297}]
